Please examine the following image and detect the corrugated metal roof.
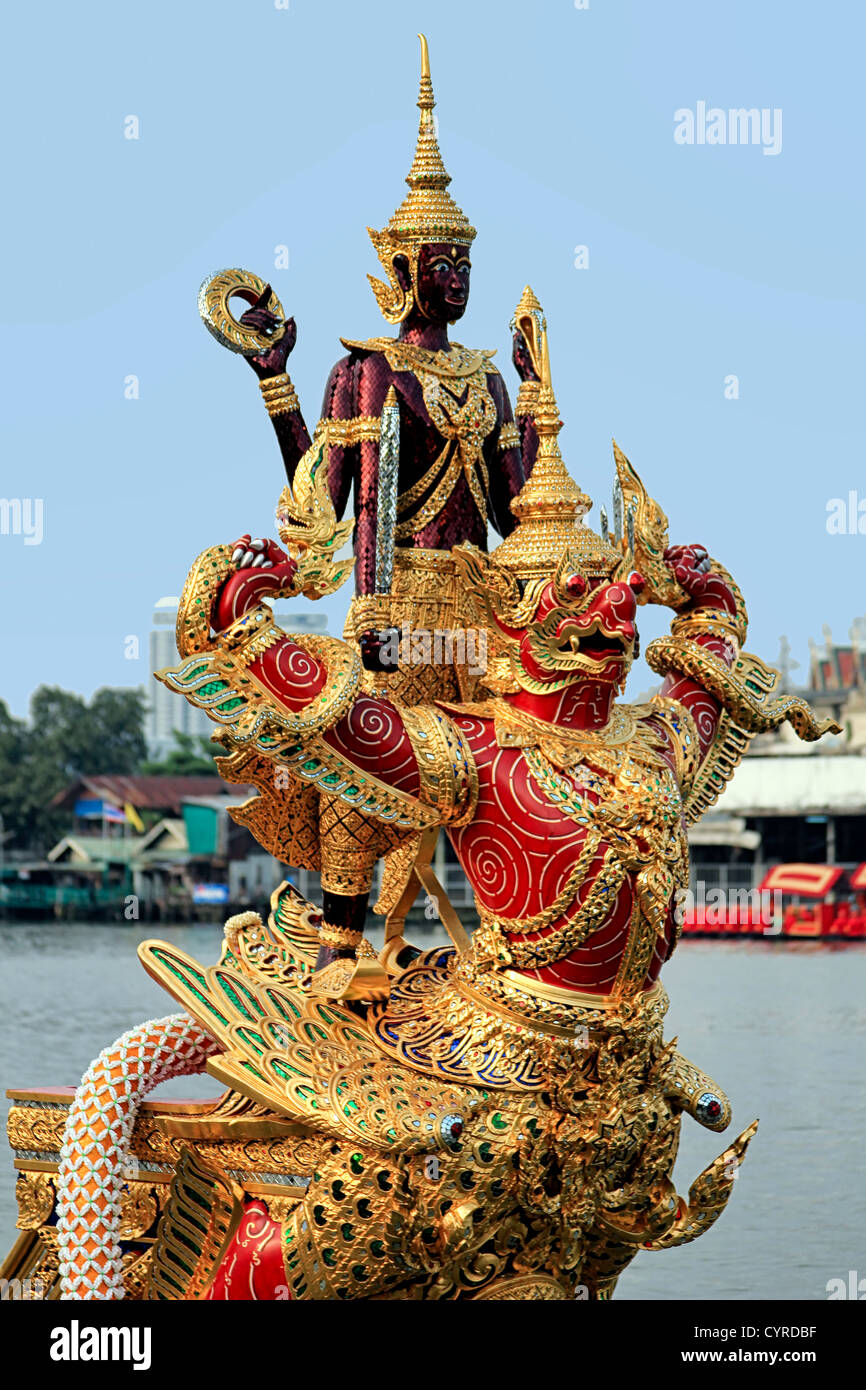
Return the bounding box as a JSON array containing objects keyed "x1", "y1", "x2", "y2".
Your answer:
[
  {"x1": 715, "y1": 756, "x2": 866, "y2": 816},
  {"x1": 52, "y1": 776, "x2": 252, "y2": 815}
]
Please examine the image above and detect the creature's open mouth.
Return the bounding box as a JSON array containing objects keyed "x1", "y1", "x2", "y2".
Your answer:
[{"x1": 560, "y1": 628, "x2": 628, "y2": 661}]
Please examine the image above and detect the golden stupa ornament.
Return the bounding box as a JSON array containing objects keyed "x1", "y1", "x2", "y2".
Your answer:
[
  {"x1": 492, "y1": 316, "x2": 622, "y2": 582},
  {"x1": 367, "y1": 33, "x2": 476, "y2": 324}
]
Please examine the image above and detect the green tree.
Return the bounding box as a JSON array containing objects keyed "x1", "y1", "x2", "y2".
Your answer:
[
  {"x1": 0, "y1": 686, "x2": 148, "y2": 852},
  {"x1": 139, "y1": 730, "x2": 217, "y2": 776},
  {"x1": 29, "y1": 686, "x2": 147, "y2": 779},
  {"x1": 0, "y1": 701, "x2": 31, "y2": 851},
  {"x1": 88, "y1": 688, "x2": 148, "y2": 771}
]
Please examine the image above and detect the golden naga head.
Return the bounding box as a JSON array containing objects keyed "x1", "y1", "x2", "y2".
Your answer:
[
  {"x1": 454, "y1": 320, "x2": 669, "y2": 695},
  {"x1": 274, "y1": 432, "x2": 354, "y2": 599},
  {"x1": 367, "y1": 34, "x2": 476, "y2": 325}
]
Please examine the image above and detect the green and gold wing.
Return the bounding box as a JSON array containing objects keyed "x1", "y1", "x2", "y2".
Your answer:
[{"x1": 138, "y1": 895, "x2": 486, "y2": 1154}]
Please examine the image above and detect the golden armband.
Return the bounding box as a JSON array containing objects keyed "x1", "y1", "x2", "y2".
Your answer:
[
  {"x1": 670, "y1": 607, "x2": 743, "y2": 651},
  {"x1": 217, "y1": 605, "x2": 286, "y2": 669},
  {"x1": 259, "y1": 373, "x2": 300, "y2": 419},
  {"x1": 318, "y1": 921, "x2": 363, "y2": 950},
  {"x1": 346, "y1": 593, "x2": 395, "y2": 639},
  {"x1": 400, "y1": 705, "x2": 479, "y2": 827},
  {"x1": 649, "y1": 695, "x2": 702, "y2": 796},
  {"x1": 175, "y1": 544, "x2": 236, "y2": 658},
  {"x1": 646, "y1": 636, "x2": 837, "y2": 740},
  {"x1": 318, "y1": 415, "x2": 381, "y2": 448}
]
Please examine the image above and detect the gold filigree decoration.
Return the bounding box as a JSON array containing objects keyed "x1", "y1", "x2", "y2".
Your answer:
[
  {"x1": 15, "y1": 1172, "x2": 55, "y2": 1229},
  {"x1": 119, "y1": 1184, "x2": 160, "y2": 1241},
  {"x1": 146, "y1": 1147, "x2": 244, "y2": 1301},
  {"x1": 612, "y1": 441, "x2": 749, "y2": 643},
  {"x1": 647, "y1": 637, "x2": 841, "y2": 741}
]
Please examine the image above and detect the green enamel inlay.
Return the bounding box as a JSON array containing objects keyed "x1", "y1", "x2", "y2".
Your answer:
[
  {"x1": 237, "y1": 1028, "x2": 266, "y2": 1056},
  {"x1": 216, "y1": 975, "x2": 265, "y2": 1020},
  {"x1": 154, "y1": 956, "x2": 229, "y2": 1025}
]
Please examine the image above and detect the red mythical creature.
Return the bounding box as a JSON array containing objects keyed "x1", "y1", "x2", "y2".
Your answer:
[{"x1": 28, "y1": 341, "x2": 835, "y2": 1304}]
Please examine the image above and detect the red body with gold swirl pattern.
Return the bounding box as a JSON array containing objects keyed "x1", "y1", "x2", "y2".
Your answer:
[{"x1": 211, "y1": 528, "x2": 738, "y2": 998}]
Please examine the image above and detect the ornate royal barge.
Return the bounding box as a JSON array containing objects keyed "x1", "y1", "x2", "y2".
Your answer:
[{"x1": 1, "y1": 36, "x2": 837, "y2": 1301}]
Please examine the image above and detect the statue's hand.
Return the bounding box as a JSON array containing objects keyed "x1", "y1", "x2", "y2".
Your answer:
[
  {"x1": 512, "y1": 328, "x2": 540, "y2": 383},
  {"x1": 359, "y1": 629, "x2": 400, "y2": 673},
  {"x1": 664, "y1": 544, "x2": 736, "y2": 614},
  {"x1": 239, "y1": 284, "x2": 297, "y2": 380},
  {"x1": 229, "y1": 534, "x2": 289, "y2": 571},
  {"x1": 213, "y1": 535, "x2": 298, "y2": 632}
]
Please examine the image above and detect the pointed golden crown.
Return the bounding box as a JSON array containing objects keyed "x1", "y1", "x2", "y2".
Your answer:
[
  {"x1": 367, "y1": 34, "x2": 476, "y2": 323},
  {"x1": 492, "y1": 310, "x2": 622, "y2": 582}
]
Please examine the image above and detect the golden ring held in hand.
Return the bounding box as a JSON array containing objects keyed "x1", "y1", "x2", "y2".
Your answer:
[{"x1": 197, "y1": 267, "x2": 287, "y2": 355}]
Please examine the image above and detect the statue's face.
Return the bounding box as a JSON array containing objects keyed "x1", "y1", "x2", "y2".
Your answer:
[
  {"x1": 414, "y1": 242, "x2": 472, "y2": 322},
  {"x1": 519, "y1": 570, "x2": 645, "y2": 689},
  {"x1": 453, "y1": 544, "x2": 645, "y2": 695}
]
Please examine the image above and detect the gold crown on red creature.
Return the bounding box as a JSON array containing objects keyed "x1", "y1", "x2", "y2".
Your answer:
[{"x1": 367, "y1": 33, "x2": 476, "y2": 324}]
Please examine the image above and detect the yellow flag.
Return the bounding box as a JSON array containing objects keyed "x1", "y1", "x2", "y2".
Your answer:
[{"x1": 125, "y1": 802, "x2": 145, "y2": 833}]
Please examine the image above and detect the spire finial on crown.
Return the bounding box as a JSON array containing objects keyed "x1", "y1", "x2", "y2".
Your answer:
[
  {"x1": 418, "y1": 32, "x2": 431, "y2": 89},
  {"x1": 403, "y1": 32, "x2": 454, "y2": 198},
  {"x1": 366, "y1": 35, "x2": 476, "y2": 323}
]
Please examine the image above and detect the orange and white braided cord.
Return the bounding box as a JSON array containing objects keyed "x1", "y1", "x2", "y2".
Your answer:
[{"x1": 56, "y1": 1012, "x2": 219, "y2": 1300}]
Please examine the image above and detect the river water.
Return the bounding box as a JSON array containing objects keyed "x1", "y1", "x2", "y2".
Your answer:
[{"x1": 1, "y1": 921, "x2": 864, "y2": 1301}]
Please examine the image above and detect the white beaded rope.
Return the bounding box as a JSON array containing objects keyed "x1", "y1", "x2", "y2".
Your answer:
[{"x1": 55, "y1": 1012, "x2": 219, "y2": 1300}]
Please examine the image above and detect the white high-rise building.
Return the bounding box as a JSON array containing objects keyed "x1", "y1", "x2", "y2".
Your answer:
[
  {"x1": 145, "y1": 597, "x2": 214, "y2": 759},
  {"x1": 144, "y1": 599, "x2": 330, "y2": 759}
]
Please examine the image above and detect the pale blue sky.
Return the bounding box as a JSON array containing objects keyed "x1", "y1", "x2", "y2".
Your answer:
[{"x1": 1, "y1": 0, "x2": 863, "y2": 716}]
